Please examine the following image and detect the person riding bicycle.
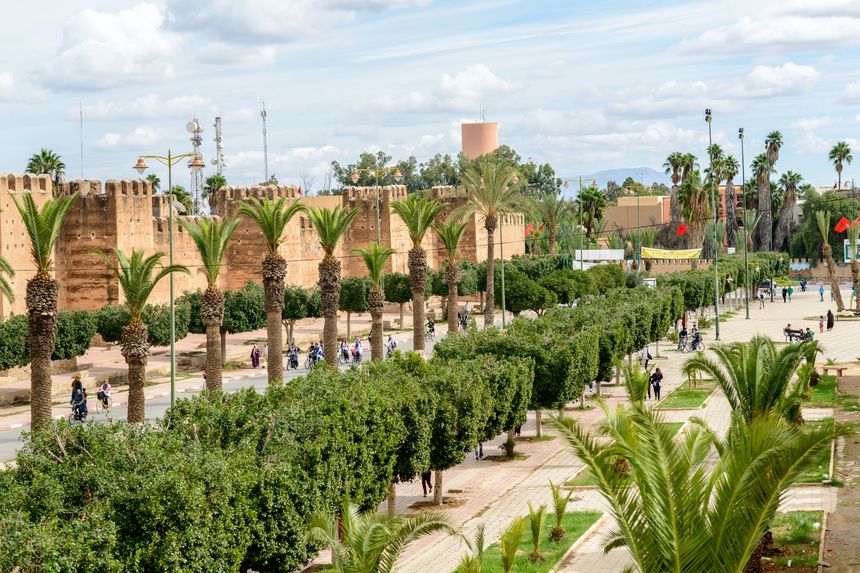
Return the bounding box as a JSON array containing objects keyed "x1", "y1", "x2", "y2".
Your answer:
[
  {"x1": 70, "y1": 373, "x2": 83, "y2": 404},
  {"x1": 71, "y1": 388, "x2": 88, "y2": 421},
  {"x1": 288, "y1": 344, "x2": 299, "y2": 369},
  {"x1": 353, "y1": 338, "x2": 363, "y2": 363},
  {"x1": 690, "y1": 328, "x2": 702, "y2": 349},
  {"x1": 314, "y1": 343, "x2": 324, "y2": 362},
  {"x1": 426, "y1": 320, "x2": 435, "y2": 337},
  {"x1": 96, "y1": 381, "x2": 111, "y2": 408},
  {"x1": 677, "y1": 326, "x2": 688, "y2": 350},
  {"x1": 340, "y1": 339, "x2": 350, "y2": 363}
]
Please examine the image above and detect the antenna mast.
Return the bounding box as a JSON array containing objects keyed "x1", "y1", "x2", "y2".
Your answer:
[
  {"x1": 261, "y1": 101, "x2": 269, "y2": 183},
  {"x1": 212, "y1": 116, "x2": 225, "y2": 175}
]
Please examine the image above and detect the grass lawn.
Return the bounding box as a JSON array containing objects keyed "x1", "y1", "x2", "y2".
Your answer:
[
  {"x1": 806, "y1": 375, "x2": 837, "y2": 406},
  {"x1": 797, "y1": 418, "x2": 834, "y2": 484},
  {"x1": 657, "y1": 380, "x2": 716, "y2": 409},
  {"x1": 478, "y1": 511, "x2": 601, "y2": 573},
  {"x1": 766, "y1": 511, "x2": 824, "y2": 571}
]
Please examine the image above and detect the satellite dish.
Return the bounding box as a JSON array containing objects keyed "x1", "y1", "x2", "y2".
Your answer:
[{"x1": 186, "y1": 120, "x2": 203, "y2": 133}]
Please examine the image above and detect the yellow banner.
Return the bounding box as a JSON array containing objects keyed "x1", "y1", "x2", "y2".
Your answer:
[{"x1": 640, "y1": 247, "x2": 701, "y2": 260}]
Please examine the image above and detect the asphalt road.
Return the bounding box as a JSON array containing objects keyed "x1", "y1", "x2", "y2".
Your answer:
[{"x1": 0, "y1": 327, "x2": 444, "y2": 462}]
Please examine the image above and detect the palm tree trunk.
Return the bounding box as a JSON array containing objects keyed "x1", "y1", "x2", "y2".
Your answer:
[
  {"x1": 446, "y1": 260, "x2": 460, "y2": 334},
  {"x1": 399, "y1": 303, "x2": 405, "y2": 330},
  {"x1": 369, "y1": 288, "x2": 384, "y2": 360},
  {"x1": 409, "y1": 248, "x2": 427, "y2": 351},
  {"x1": 852, "y1": 260, "x2": 860, "y2": 310},
  {"x1": 484, "y1": 218, "x2": 497, "y2": 327},
  {"x1": 220, "y1": 326, "x2": 227, "y2": 366},
  {"x1": 548, "y1": 230, "x2": 557, "y2": 255},
  {"x1": 346, "y1": 312, "x2": 352, "y2": 341},
  {"x1": 757, "y1": 178, "x2": 771, "y2": 251},
  {"x1": 773, "y1": 191, "x2": 795, "y2": 252},
  {"x1": 320, "y1": 255, "x2": 342, "y2": 365},
  {"x1": 262, "y1": 254, "x2": 286, "y2": 383},
  {"x1": 26, "y1": 274, "x2": 59, "y2": 430},
  {"x1": 823, "y1": 245, "x2": 845, "y2": 311},
  {"x1": 535, "y1": 409, "x2": 542, "y2": 437},
  {"x1": 201, "y1": 286, "x2": 224, "y2": 391},
  {"x1": 725, "y1": 180, "x2": 737, "y2": 249},
  {"x1": 122, "y1": 321, "x2": 149, "y2": 424}
]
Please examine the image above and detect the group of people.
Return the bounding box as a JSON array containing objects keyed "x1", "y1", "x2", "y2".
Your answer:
[
  {"x1": 676, "y1": 325, "x2": 702, "y2": 351},
  {"x1": 783, "y1": 323, "x2": 814, "y2": 342},
  {"x1": 69, "y1": 374, "x2": 112, "y2": 422},
  {"x1": 339, "y1": 338, "x2": 364, "y2": 364}
]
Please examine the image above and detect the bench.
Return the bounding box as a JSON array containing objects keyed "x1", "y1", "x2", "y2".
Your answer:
[{"x1": 820, "y1": 366, "x2": 848, "y2": 378}]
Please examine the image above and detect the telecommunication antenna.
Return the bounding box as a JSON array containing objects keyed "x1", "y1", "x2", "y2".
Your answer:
[
  {"x1": 212, "y1": 116, "x2": 225, "y2": 175},
  {"x1": 261, "y1": 101, "x2": 269, "y2": 183},
  {"x1": 79, "y1": 102, "x2": 84, "y2": 178},
  {"x1": 186, "y1": 118, "x2": 204, "y2": 213}
]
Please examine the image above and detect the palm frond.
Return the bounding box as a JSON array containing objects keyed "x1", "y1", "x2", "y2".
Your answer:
[
  {"x1": 0, "y1": 255, "x2": 13, "y2": 303},
  {"x1": 179, "y1": 217, "x2": 240, "y2": 286},
  {"x1": 391, "y1": 195, "x2": 447, "y2": 247},
  {"x1": 434, "y1": 217, "x2": 468, "y2": 260},
  {"x1": 10, "y1": 192, "x2": 78, "y2": 273},
  {"x1": 305, "y1": 206, "x2": 360, "y2": 255},
  {"x1": 353, "y1": 242, "x2": 396, "y2": 288},
  {"x1": 236, "y1": 197, "x2": 303, "y2": 254},
  {"x1": 815, "y1": 211, "x2": 831, "y2": 246},
  {"x1": 499, "y1": 516, "x2": 527, "y2": 573}
]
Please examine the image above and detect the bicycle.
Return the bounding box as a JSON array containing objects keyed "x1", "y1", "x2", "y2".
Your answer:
[
  {"x1": 95, "y1": 395, "x2": 112, "y2": 414},
  {"x1": 424, "y1": 328, "x2": 435, "y2": 341},
  {"x1": 681, "y1": 339, "x2": 706, "y2": 353},
  {"x1": 304, "y1": 355, "x2": 316, "y2": 370},
  {"x1": 68, "y1": 405, "x2": 88, "y2": 424}
]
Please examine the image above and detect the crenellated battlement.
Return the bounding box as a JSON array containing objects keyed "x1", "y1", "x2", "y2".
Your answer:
[
  {"x1": 0, "y1": 173, "x2": 53, "y2": 194},
  {"x1": 60, "y1": 180, "x2": 103, "y2": 197},
  {"x1": 342, "y1": 185, "x2": 408, "y2": 202},
  {"x1": 218, "y1": 184, "x2": 299, "y2": 203},
  {"x1": 431, "y1": 185, "x2": 459, "y2": 199},
  {"x1": 60, "y1": 179, "x2": 153, "y2": 197}
]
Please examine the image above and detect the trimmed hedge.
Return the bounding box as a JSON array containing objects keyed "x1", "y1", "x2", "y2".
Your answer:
[{"x1": 0, "y1": 310, "x2": 98, "y2": 371}]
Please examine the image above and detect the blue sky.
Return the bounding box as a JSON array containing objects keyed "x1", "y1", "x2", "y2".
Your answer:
[{"x1": 2, "y1": 0, "x2": 860, "y2": 190}]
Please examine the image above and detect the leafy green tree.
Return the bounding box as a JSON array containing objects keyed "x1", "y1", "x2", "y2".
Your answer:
[
  {"x1": 331, "y1": 151, "x2": 394, "y2": 187},
  {"x1": 554, "y1": 403, "x2": 842, "y2": 573},
  {"x1": 338, "y1": 277, "x2": 370, "y2": 341},
  {"x1": 538, "y1": 269, "x2": 593, "y2": 306},
  {"x1": 773, "y1": 171, "x2": 802, "y2": 253},
  {"x1": 26, "y1": 148, "x2": 65, "y2": 191},
  {"x1": 519, "y1": 160, "x2": 561, "y2": 197},
  {"x1": 97, "y1": 302, "x2": 191, "y2": 348},
  {"x1": 168, "y1": 185, "x2": 194, "y2": 215},
  {"x1": 531, "y1": 192, "x2": 570, "y2": 254},
  {"x1": 353, "y1": 243, "x2": 395, "y2": 359},
  {"x1": 383, "y1": 272, "x2": 412, "y2": 329},
  {"x1": 282, "y1": 285, "x2": 322, "y2": 346},
  {"x1": 392, "y1": 195, "x2": 446, "y2": 350},
  {"x1": 93, "y1": 249, "x2": 188, "y2": 423},
  {"x1": 52, "y1": 310, "x2": 98, "y2": 361},
  {"x1": 789, "y1": 189, "x2": 858, "y2": 261},
  {"x1": 238, "y1": 197, "x2": 304, "y2": 381},
  {"x1": 179, "y1": 217, "x2": 239, "y2": 391},
  {"x1": 496, "y1": 267, "x2": 557, "y2": 316},
  {"x1": 419, "y1": 153, "x2": 460, "y2": 188},
  {"x1": 305, "y1": 206, "x2": 360, "y2": 364},
  {"x1": 0, "y1": 315, "x2": 27, "y2": 370},
  {"x1": 10, "y1": 191, "x2": 77, "y2": 428}
]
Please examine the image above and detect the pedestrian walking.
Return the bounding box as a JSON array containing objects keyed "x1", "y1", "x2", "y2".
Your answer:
[
  {"x1": 782, "y1": 287, "x2": 787, "y2": 303},
  {"x1": 758, "y1": 292, "x2": 765, "y2": 309},
  {"x1": 250, "y1": 344, "x2": 261, "y2": 368},
  {"x1": 641, "y1": 345, "x2": 652, "y2": 369},
  {"x1": 651, "y1": 368, "x2": 663, "y2": 400},
  {"x1": 787, "y1": 285, "x2": 793, "y2": 302},
  {"x1": 262, "y1": 344, "x2": 269, "y2": 368},
  {"x1": 827, "y1": 309, "x2": 835, "y2": 331},
  {"x1": 475, "y1": 442, "x2": 483, "y2": 460},
  {"x1": 819, "y1": 285, "x2": 825, "y2": 302},
  {"x1": 819, "y1": 315, "x2": 825, "y2": 333},
  {"x1": 421, "y1": 470, "x2": 433, "y2": 497}
]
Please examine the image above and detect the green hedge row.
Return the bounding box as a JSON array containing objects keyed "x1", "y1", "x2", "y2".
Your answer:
[
  {"x1": 0, "y1": 353, "x2": 532, "y2": 573},
  {"x1": 0, "y1": 310, "x2": 98, "y2": 371}
]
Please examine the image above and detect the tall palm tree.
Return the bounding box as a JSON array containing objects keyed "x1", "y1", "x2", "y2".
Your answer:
[
  {"x1": 773, "y1": 171, "x2": 802, "y2": 252},
  {"x1": 25, "y1": 148, "x2": 65, "y2": 192},
  {"x1": 682, "y1": 336, "x2": 818, "y2": 424},
  {"x1": 353, "y1": 242, "x2": 395, "y2": 361},
  {"x1": 308, "y1": 498, "x2": 454, "y2": 573},
  {"x1": 829, "y1": 141, "x2": 853, "y2": 192},
  {"x1": 816, "y1": 211, "x2": 845, "y2": 311},
  {"x1": 178, "y1": 217, "x2": 240, "y2": 391},
  {"x1": 576, "y1": 187, "x2": 608, "y2": 239},
  {"x1": 10, "y1": 192, "x2": 77, "y2": 429},
  {"x1": 204, "y1": 173, "x2": 227, "y2": 213},
  {"x1": 722, "y1": 156, "x2": 740, "y2": 249},
  {"x1": 680, "y1": 153, "x2": 699, "y2": 181},
  {"x1": 750, "y1": 153, "x2": 774, "y2": 251},
  {"x1": 146, "y1": 173, "x2": 161, "y2": 193},
  {"x1": 677, "y1": 171, "x2": 710, "y2": 248},
  {"x1": 531, "y1": 191, "x2": 570, "y2": 254},
  {"x1": 0, "y1": 255, "x2": 13, "y2": 305},
  {"x1": 434, "y1": 217, "x2": 468, "y2": 334},
  {"x1": 554, "y1": 404, "x2": 841, "y2": 573},
  {"x1": 458, "y1": 159, "x2": 522, "y2": 327},
  {"x1": 237, "y1": 197, "x2": 303, "y2": 382},
  {"x1": 391, "y1": 195, "x2": 446, "y2": 351},
  {"x1": 305, "y1": 206, "x2": 359, "y2": 365},
  {"x1": 93, "y1": 249, "x2": 188, "y2": 423},
  {"x1": 664, "y1": 152, "x2": 686, "y2": 220}
]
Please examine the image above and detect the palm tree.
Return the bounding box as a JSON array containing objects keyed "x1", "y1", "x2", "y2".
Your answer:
[
  {"x1": 774, "y1": 171, "x2": 802, "y2": 252},
  {"x1": 664, "y1": 152, "x2": 686, "y2": 220},
  {"x1": 353, "y1": 242, "x2": 395, "y2": 360},
  {"x1": 816, "y1": 211, "x2": 845, "y2": 311},
  {"x1": 576, "y1": 187, "x2": 608, "y2": 239},
  {"x1": 458, "y1": 159, "x2": 522, "y2": 327},
  {"x1": 682, "y1": 336, "x2": 818, "y2": 424},
  {"x1": 146, "y1": 173, "x2": 161, "y2": 193},
  {"x1": 178, "y1": 217, "x2": 240, "y2": 391},
  {"x1": 0, "y1": 255, "x2": 13, "y2": 305},
  {"x1": 237, "y1": 197, "x2": 303, "y2": 382},
  {"x1": 722, "y1": 156, "x2": 740, "y2": 249},
  {"x1": 434, "y1": 217, "x2": 468, "y2": 334},
  {"x1": 93, "y1": 249, "x2": 187, "y2": 423},
  {"x1": 676, "y1": 171, "x2": 709, "y2": 247},
  {"x1": 25, "y1": 148, "x2": 65, "y2": 192},
  {"x1": 680, "y1": 153, "x2": 699, "y2": 181},
  {"x1": 531, "y1": 191, "x2": 570, "y2": 254},
  {"x1": 750, "y1": 153, "x2": 774, "y2": 251},
  {"x1": 305, "y1": 206, "x2": 359, "y2": 365},
  {"x1": 10, "y1": 192, "x2": 77, "y2": 429},
  {"x1": 204, "y1": 173, "x2": 227, "y2": 213},
  {"x1": 391, "y1": 195, "x2": 446, "y2": 351},
  {"x1": 829, "y1": 141, "x2": 853, "y2": 192},
  {"x1": 307, "y1": 498, "x2": 454, "y2": 573}
]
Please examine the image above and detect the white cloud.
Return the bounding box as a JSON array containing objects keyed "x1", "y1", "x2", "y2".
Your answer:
[
  {"x1": 195, "y1": 42, "x2": 277, "y2": 67},
  {"x1": 0, "y1": 73, "x2": 13, "y2": 101},
  {"x1": 839, "y1": 80, "x2": 860, "y2": 104},
  {"x1": 94, "y1": 127, "x2": 168, "y2": 150},
  {"x1": 78, "y1": 95, "x2": 214, "y2": 120},
  {"x1": 791, "y1": 116, "x2": 832, "y2": 130},
  {"x1": 226, "y1": 145, "x2": 342, "y2": 180},
  {"x1": 40, "y1": 3, "x2": 178, "y2": 90},
  {"x1": 741, "y1": 62, "x2": 819, "y2": 97}
]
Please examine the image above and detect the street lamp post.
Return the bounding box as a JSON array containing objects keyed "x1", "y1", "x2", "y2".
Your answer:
[
  {"x1": 500, "y1": 173, "x2": 520, "y2": 329},
  {"x1": 705, "y1": 109, "x2": 720, "y2": 341},
  {"x1": 739, "y1": 128, "x2": 750, "y2": 320},
  {"x1": 562, "y1": 177, "x2": 597, "y2": 270},
  {"x1": 134, "y1": 150, "x2": 204, "y2": 407}
]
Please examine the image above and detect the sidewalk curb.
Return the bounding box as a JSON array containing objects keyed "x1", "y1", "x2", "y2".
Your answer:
[{"x1": 550, "y1": 512, "x2": 610, "y2": 572}]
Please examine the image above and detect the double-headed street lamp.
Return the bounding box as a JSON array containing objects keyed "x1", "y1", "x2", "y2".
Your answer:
[
  {"x1": 739, "y1": 127, "x2": 750, "y2": 320},
  {"x1": 705, "y1": 109, "x2": 720, "y2": 341},
  {"x1": 134, "y1": 150, "x2": 205, "y2": 407},
  {"x1": 350, "y1": 167, "x2": 403, "y2": 244},
  {"x1": 562, "y1": 177, "x2": 597, "y2": 271}
]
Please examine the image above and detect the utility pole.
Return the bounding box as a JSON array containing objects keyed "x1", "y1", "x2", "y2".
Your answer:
[{"x1": 261, "y1": 102, "x2": 269, "y2": 184}]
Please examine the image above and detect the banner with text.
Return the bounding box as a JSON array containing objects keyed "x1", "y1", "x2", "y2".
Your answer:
[{"x1": 640, "y1": 247, "x2": 702, "y2": 260}]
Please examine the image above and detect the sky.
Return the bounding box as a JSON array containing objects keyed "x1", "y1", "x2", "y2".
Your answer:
[{"x1": 2, "y1": 0, "x2": 860, "y2": 191}]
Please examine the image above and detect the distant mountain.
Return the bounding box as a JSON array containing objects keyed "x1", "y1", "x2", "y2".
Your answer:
[{"x1": 560, "y1": 167, "x2": 670, "y2": 197}]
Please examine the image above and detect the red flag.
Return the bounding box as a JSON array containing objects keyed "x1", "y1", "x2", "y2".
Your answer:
[
  {"x1": 297, "y1": 186, "x2": 302, "y2": 196},
  {"x1": 524, "y1": 223, "x2": 535, "y2": 237},
  {"x1": 835, "y1": 216, "x2": 850, "y2": 233},
  {"x1": 834, "y1": 183, "x2": 838, "y2": 189},
  {"x1": 537, "y1": 223, "x2": 545, "y2": 232},
  {"x1": 676, "y1": 222, "x2": 688, "y2": 236}
]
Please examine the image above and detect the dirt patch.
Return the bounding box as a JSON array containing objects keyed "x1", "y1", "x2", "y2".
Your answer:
[
  {"x1": 515, "y1": 435, "x2": 555, "y2": 443},
  {"x1": 408, "y1": 497, "x2": 466, "y2": 512},
  {"x1": 483, "y1": 454, "x2": 529, "y2": 462},
  {"x1": 821, "y1": 375, "x2": 860, "y2": 572}
]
